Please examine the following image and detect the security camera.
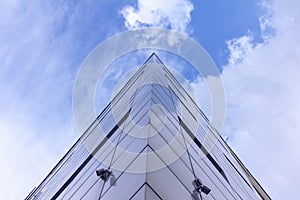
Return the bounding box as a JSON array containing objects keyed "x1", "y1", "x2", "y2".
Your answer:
[
  {"x1": 200, "y1": 185, "x2": 211, "y2": 195},
  {"x1": 95, "y1": 168, "x2": 111, "y2": 182},
  {"x1": 192, "y1": 177, "x2": 211, "y2": 195}
]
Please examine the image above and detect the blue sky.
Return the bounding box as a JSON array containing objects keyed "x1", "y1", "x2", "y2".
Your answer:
[
  {"x1": 1, "y1": 0, "x2": 299, "y2": 199},
  {"x1": 192, "y1": 0, "x2": 264, "y2": 66}
]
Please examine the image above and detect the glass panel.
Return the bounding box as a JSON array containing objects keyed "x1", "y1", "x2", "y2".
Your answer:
[{"x1": 27, "y1": 54, "x2": 265, "y2": 200}]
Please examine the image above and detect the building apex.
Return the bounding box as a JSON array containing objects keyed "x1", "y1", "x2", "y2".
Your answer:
[{"x1": 143, "y1": 52, "x2": 165, "y2": 66}]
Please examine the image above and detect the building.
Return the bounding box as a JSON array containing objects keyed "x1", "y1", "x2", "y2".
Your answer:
[{"x1": 26, "y1": 53, "x2": 271, "y2": 200}]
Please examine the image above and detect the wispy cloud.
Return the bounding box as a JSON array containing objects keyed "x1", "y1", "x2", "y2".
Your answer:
[
  {"x1": 0, "y1": 1, "x2": 77, "y2": 198},
  {"x1": 120, "y1": 0, "x2": 194, "y2": 34}
]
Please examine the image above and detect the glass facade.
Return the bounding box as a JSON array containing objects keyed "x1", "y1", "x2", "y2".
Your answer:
[{"x1": 26, "y1": 53, "x2": 270, "y2": 200}]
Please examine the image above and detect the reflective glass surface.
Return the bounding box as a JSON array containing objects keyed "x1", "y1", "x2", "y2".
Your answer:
[{"x1": 26, "y1": 54, "x2": 267, "y2": 200}]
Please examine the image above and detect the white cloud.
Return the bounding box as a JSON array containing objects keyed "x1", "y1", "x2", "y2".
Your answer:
[
  {"x1": 211, "y1": 0, "x2": 300, "y2": 199},
  {"x1": 226, "y1": 33, "x2": 255, "y2": 65},
  {"x1": 120, "y1": 0, "x2": 194, "y2": 34},
  {"x1": 258, "y1": 1, "x2": 276, "y2": 41}
]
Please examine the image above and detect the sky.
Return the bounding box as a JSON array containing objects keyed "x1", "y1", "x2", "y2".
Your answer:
[{"x1": 0, "y1": 0, "x2": 299, "y2": 199}]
